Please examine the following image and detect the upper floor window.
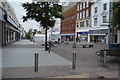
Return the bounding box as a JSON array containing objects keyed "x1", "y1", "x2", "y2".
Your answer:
[
  {"x1": 95, "y1": 7, "x2": 97, "y2": 13},
  {"x1": 103, "y1": 16, "x2": 107, "y2": 23},
  {"x1": 103, "y1": 3, "x2": 107, "y2": 10},
  {"x1": 76, "y1": 23, "x2": 79, "y2": 28},
  {"x1": 80, "y1": 12, "x2": 82, "y2": 19},
  {"x1": 80, "y1": 21, "x2": 84, "y2": 27},
  {"x1": 77, "y1": 13, "x2": 79, "y2": 19},
  {"x1": 94, "y1": 18, "x2": 97, "y2": 26},
  {"x1": 86, "y1": 2, "x2": 89, "y2": 7},
  {"x1": 83, "y1": 2, "x2": 85, "y2": 9},
  {"x1": 80, "y1": 4, "x2": 82, "y2": 10},
  {"x1": 77, "y1": 5, "x2": 79, "y2": 11},
  {"x1": 86, "y1": 9, "x2": 89, "y2": 17},
  {"x1": 83, "y1": 11, "x2": 85, "y2": 18},
  {"x1": 86, "y1": 20, "x2": 89, "y2": 26}
]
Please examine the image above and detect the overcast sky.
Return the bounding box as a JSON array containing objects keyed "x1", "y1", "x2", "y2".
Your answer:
[
  {"x1": 8, "y1": 1, "x2": 39, "y2": 32},
  {"x1": 7, "y1": 0, "x2": 69, "y2": 32}
]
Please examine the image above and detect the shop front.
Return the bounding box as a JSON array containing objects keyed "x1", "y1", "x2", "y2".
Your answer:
[
  {"x1": 89, "y1": 29, "x2": 108, "y2": 43},
  {"x1": 77, "y1": 32, "x2": 89, "y2": 43},
  {"x1": 61, "y1": 33, "x2": 74, "y2": 41}
]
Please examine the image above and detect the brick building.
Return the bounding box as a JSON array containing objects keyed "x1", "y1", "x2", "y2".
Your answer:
[{"x1": 61, "y1": 5, "x2": 77, "y2": 41}]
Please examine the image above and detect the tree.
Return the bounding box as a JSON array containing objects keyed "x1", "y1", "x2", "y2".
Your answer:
[
  {"x1": 22, "y1": 2, "x2": 63, "y2": 51},
  {"x1": 32, "y1": 29, "x2": 37, "y2": 36},
  {"x1": 112, "y1": 2, "x2": 120, "y2": 30},
  {"x1": 25, "y1": 29, "x2": 32, "y2": 39}
]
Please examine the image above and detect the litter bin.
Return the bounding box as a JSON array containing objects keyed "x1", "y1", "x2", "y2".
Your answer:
[
  {"x1": 45, "y1": 41, "x2": 50, "y2": 50},
  {"x1": 109, "y1": 43, "x2": 120, "y2": 50}
]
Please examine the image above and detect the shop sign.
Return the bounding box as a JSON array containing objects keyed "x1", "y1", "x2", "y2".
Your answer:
[
  {"x1": 77, "y1": 32, "x2": 89, "y2": 34},
  {"x1": 89, "y1": 29, "x2": 108, "y2": 34},
  {"x1": 93, "y1": 30, "x2": 101, "y2": 34}
]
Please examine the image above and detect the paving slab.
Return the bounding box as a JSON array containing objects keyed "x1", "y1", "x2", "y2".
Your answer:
[{"x1": 3, "y1": 48, "x2": 71, "y2": 67}]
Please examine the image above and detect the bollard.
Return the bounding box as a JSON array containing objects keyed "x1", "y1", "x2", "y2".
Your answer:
[
  {"x1": 72, "y1": 43, "x2": 76, "y2": 48},
  {"x1": 72, "y1": 52, "x2": 76, "y2": 69},
  {"x1": 103, "y1": 51, "x2": 107, "y2": 67},
  {"x1": 34, "y1": 53, "x2": 39, "y2": 72},
  {"x1": 48, "y1": 42, "x2": 51, "y2": 53}
]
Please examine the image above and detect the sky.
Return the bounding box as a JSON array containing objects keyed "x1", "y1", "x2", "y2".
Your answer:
[
  {"x1": 7, "y1": 0, "x2": 69, "y2": 32},
  {"x1": 8, "y1": 1, "x2": 40, "y2": 32}
]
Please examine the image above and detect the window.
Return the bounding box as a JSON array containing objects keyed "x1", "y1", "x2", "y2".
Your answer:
[
  {"x1": 77, "y1": 5, "x2": 79, "y2": 11},
  {"x1": 86, "y1": 20, "x2": 89, "y2": 26},
  {"x1": 103, "y1": 3, "x2": 107, "y2": 10},
  {"x1": 80, "y1": 4, "x2": 82, "y2": 10},
  {"x1": 86, "y1": 10, "x2": 89, "y2": 17},
  {"x1": 103, "y1": 16, "x2": 107, "y2": 23},
  {"x1": 94, "y1": 18, "x2": 97, "y2": 26},
  {"x1": 83, "y1": 2, "x2": 85, "y2": 9},
  {"x1": 77, "y1": 13, "x2": 79, "y2": 19},
  {"x1": 76, "y1": 23, "x2": 79, "y2": 28},
  {"x1": 83, "y1": 11, "x2": 85, "y2": 18},
  {"x1": 86, "y1": 2, "x2": 89, "y2": 7},
  {"x1": 80, "y1": 21, "x2": 84, "y2": 27},
  {"x1": 95, "y1": 7, "x2": 97, "y2": 13},
  {"x1": 80, "y1": 12, "x2": 82, "y2": 19}
]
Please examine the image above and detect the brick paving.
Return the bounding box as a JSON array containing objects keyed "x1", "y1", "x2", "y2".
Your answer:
[{"x1": 2, "y1": 40, "x2": 120, "y2": 79}]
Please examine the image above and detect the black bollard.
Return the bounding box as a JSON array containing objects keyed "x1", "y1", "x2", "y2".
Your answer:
[
  {"x1": 34, "y1": 53, "x2": 39, "y2": 72},
  {"x1": 48, "y1": 42, "x2": 51, "y2": 53},
  {"x1": 72, "y1": 52, "x2": 76, "y2": 69}
]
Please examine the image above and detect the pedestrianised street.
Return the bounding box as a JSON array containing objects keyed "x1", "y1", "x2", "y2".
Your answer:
[{"x1": 2, "y1": 40, "x2": 119, "y2": 78}]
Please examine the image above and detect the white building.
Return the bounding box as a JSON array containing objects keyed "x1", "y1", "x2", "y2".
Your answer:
[
  {"x1": 90, "y1": 0, "x2": 111, "y2": 43},
  {"x1": 48, "y1": 18, "x2": 61, "y2": 41}
]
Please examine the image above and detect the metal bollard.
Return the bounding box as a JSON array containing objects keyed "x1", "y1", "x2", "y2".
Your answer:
[
  {"x1": 103, "y1": 51, "x2": 107, "y2": 67},
  {"x1": 34, "y1": 53, "x2": 39, "y2": 72},
  {"x1": 48, "y1": 42, "x2": 51, "y2": 53},
  {"x1": 72, "y1": 52, "x2": 76, "y2": 69},
  {"x1": 72, "y1": 43, "x2": 76, "y2": 48}
]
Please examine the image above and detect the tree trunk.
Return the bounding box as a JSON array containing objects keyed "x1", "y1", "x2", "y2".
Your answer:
[{"x1": 45, "y1": 26, "x2": 48, "y2": 51}]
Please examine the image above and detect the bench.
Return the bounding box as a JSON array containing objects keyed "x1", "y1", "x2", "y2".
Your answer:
[
  {"x1": 73, "y1": 43, "x2": 93, "y2": 48},
  {"x1": 95, "y1": 49, "x2": 120, "y2": 66}
]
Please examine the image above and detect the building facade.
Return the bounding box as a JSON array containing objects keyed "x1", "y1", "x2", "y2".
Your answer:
[
  {"x1": 61, "y1": 5, "x2": 76, "y2": 41},
  {"x1": 0, "y1": 1, "x2": 21, "y2": 47},
  {"x1": 90, "y1": 0, "x2": 111, "y2": 43},
  {"x1": 76, "y1": 1, "x2": 91, "y2": 43},
  {"x1": 48, "y1": 18, "x2": 61, "y2": 41}
]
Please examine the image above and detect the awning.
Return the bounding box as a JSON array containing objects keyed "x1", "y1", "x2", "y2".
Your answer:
[
  {"x1": 77, "y1": 32, "x2": 89, "y2": 34},
  {"x1": 61, "y1": 33, "x2": 74, "y2": 36}
]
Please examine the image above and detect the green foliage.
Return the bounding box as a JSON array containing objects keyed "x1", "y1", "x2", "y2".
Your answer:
[
  {"x1": 25, "y1": 32, "x2": 30, "y2": 39},
  {"x1": 112, "y1": 2, "x2": 120, "y2": 30},
  {"x1": 25, "y1": 29, "x2": 32, "y2": 39},
  {"x1": 32, "y1": 29, "x2": 37, "y2": 36},
  {"x1": 22, "y1": 2, "x2": 64, "y2": 28}
]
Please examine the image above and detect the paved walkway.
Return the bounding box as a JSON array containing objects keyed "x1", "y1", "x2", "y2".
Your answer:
[
  {"x1": 2, "y1": 40, "x2": 72, "y2": 78},
  {"x1": 2, "y1": 40, "x2": 120, "y2": 79}
]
